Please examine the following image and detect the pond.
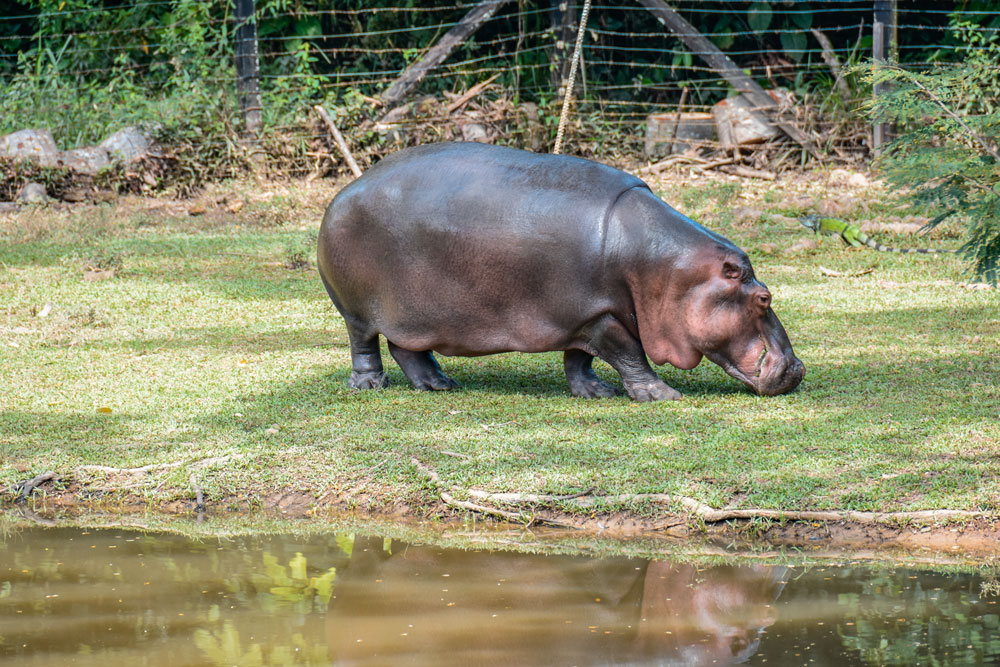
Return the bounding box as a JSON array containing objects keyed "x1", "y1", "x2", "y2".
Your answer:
[{"x1": 2, "y1": 526, "x2": 998, "y2": 666}]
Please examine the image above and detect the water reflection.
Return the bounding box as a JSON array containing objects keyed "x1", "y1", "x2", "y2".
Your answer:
[
  {"x1": 327, "y1": 536, "x2": 784, "y2": 665},
  {"x1": 0, "y1": 526, "x2": 998, "y2": 666}
]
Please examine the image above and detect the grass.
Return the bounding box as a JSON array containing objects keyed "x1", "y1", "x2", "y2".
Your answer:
[{"x1": 1, "y1": 173, "x2": 998, "y2": 518}]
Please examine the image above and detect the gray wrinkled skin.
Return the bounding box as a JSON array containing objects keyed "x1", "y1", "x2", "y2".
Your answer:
[{"x1": 318, "y1": 142, "x2": 804, "y2": 401}]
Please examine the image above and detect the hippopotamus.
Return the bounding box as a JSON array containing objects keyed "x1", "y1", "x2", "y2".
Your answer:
[{"x1": 318, "y1": 142, "x2": 804, "y2": 401}]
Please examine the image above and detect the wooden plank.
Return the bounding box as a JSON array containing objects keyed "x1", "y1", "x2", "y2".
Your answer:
[
  {"x1": 378, "y1": 0, "x2": 512, "y2": 109},
  {"x1": 634, "y1": 0, "x2": 820, "y2": 158}
]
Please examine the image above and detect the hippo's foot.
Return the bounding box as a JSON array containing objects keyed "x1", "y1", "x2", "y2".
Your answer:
[
  {"x1": 564, "y1": 349, "x2": 620, "y2": 399},
  {"x1": 388, "y1": 343, "x2": 459, "y2": 391},
  {"x1": 568, "y1": 375, "x2": 620, "y2": 399},
  {"x1": 348, "y1": 370, "x2": 390, "y2": 390},
  {"x1": 623, "y1": 379, "x2": 681, "y2": 402},
  {"x1": 412, "y1": 371, "x2": 460, "y2": 392}
]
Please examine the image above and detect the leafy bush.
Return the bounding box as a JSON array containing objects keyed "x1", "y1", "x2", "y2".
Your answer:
[{"x1": 864, "y1": 19, "x2": 1000, "y2": 283}]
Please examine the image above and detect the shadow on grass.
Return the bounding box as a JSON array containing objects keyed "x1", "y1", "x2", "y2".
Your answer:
[
  {"x1": 1, "y1": 410, "x2": 141, "y2": 462},
  {"x1": 71, "y1": 326, "x2": 346, "y2": 354}
]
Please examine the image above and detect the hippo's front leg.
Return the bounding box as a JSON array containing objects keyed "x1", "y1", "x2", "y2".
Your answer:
[{"x1": 577, "y1": 314, "x2": 681, "y2": 402}]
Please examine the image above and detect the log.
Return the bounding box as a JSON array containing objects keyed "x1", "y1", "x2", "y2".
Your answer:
[
  {"x1": 634, "y1": 0, "x2": 820, "y2": 159},
  {"x1": 379, "y1": 0, "x2": 512, "y2": 110}
]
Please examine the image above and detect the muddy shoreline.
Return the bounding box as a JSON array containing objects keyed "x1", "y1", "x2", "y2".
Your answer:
[{"x1": 9, "y1": 484, "x2": 1000, "y2": 560}]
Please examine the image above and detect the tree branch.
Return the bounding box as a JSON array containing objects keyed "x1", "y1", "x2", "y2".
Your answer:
[{"x1": 889, "y1": 64, "x2": 1000, "y2": 164}]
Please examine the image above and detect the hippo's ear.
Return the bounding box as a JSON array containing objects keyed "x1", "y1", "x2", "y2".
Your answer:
[{"x1": 630, "y1": 277, "x2": 703, "y2": 370}]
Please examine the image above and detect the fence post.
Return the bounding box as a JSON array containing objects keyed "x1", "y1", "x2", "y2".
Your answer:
[
  {"x1": 550, "y1": 0, "x2": 578, "y2": 98},
  {"x1": 872, "y1": 0, "x2": 897, "y2": 153},
  {"x1": 234, "y1": 0, "x2": 263, "y2": 137}
]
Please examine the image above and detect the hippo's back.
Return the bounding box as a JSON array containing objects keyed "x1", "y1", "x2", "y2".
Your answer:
[{"x1": 318, "y1": 142, "x2": 646, "y2": 355}]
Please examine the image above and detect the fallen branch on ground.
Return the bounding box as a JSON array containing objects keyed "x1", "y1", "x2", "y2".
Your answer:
[
  {"x1": 638, "y1": 156, "x2": 734, "y2": 176},
  {"x1": 819, "y1": 266, "x2": 875, "y2": 278},
  {"x1": 12, "y1": 471, "x2": 57, "y2": 502},
  {"x1": 466, "y1": 490, "x2": 983, "y2": 524},
  {"x1": 719, "y1": 165, "x2": 777, "y2": 180},
  {"x1": 410, "y1": 461, "x2": 986, "y2": 527},
  {"x1": 411, "y1": 458, "x2": 577, "y2": 528}
]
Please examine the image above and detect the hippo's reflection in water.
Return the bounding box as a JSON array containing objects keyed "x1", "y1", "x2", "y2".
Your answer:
[{"x1": 326, "y1": 536, "x2": 786, "y2": 666}]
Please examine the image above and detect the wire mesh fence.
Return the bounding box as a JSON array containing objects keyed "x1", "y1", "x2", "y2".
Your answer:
[{"x1": 1, "y1": 0, "x2": 998, "y2": 189}]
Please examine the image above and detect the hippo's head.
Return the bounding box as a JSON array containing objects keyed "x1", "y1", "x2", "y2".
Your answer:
[{"x1": 633, "y1": 247, "x2": 805, "y2": 396}]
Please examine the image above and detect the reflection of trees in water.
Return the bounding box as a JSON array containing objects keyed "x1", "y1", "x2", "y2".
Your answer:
[
  {"x1": 193, "y1": 535, "x2": 355, "y2": 666},
  {"x1": 0, "y1": 527, "x2": 353, "y2": 666},
  {"x1": 835, "y1": 570, "x2": 1000, "y2": 666},
  {"x1": 194, "y1": 621, "x2": 329, "y2": 666}
]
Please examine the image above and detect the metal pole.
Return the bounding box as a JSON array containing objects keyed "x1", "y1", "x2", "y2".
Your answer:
[{"x1": 234, "y1": 0, "x2": 263, "y2": 136}]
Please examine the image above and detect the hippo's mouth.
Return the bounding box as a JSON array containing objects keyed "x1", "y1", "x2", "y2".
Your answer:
[{"x1": 707, "y1": 335, "x2": 803, "y2": 396}]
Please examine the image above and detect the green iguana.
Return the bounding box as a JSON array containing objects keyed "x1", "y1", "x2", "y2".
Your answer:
[{"x1": 799, "y1": 214, "x2": 954, "y2": 254}]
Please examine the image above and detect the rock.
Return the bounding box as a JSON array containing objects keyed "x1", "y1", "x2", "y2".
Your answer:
[
  {"x1": 18, "y1": 182, "x2": 50, "y2": 204},
  {"x1": 819, "y1": 196, "x2": 862, "y2": 217},
  {"x1": 460, "y1": 123, "x2": 490, "y2": 143},
  {"x1": 729, "y1": 206, "x2": 764, "y2": 225},
  {"x1": 847, "y1": 172, "x2": 870, "y2": 188},
  {"x1": 860, "y1": 221, "x2": 924, "y2": 235},
  {"x1": 777, "y1": 194, "x2": 816, "y2": 212},
  {"x1": 56, "y1": 146, "x2": 111, "y2": 175},
  {"x1": 99, "y1": 126, "x2": 153, "y2": 163},
  {"x1": 784, "y1": 238, "x2": 818, "y2": 255},
  {"x1": 829, "y1": 168, "x2": 870, "y2": 188},
  {"x1": 759, "y1": 242, "x2": 779, "y2": 254},
  {"x1": 60, "y1": 187, "x2": 90, "y2": 203},
  {"x1": 769, "y1": 213, "x2": 799, "y2": 227},
  {"x1": 0, "y1": 129, "x2": 60, "y2": 167},
  {"x1": 83, "y1": 268, "x2": 115, "y2": 282},
  {"x1": 0, "y1": 202, "x2": 19, "y2": 213}
]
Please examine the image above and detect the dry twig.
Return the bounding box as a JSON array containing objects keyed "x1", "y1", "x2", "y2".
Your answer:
[
  {"x1": 446, "y1": 73, "x2": 500, "y2": 113},
  {"x1": 820, "y1": 265, "x2": 875, "y2": 277}
]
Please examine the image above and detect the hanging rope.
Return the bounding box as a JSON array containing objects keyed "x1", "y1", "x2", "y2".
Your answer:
[{"x1": 552, "y1": 0, "x2": 592, "y2": 155}]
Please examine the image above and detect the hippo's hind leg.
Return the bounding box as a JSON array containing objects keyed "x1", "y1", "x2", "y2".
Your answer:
[
  {"x1": 388, "y1": 342, "x2": 460, "y2": 391},
  {"x1": 346, "y1": 325, "x2": 390, "y2": 390},
  {"x1": 579, "y1": 315, "x2": 681, "y2": 402},
  {"x1": 320, "y1": 273, "x2": 388, "y2": 390},
  {"x1": 564, "y1": 350, "x2": 619, "y2": 398}
]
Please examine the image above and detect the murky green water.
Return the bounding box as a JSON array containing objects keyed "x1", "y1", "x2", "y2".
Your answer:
[{"x1": 1, "y1": 526, "x2": 998, "y2": 666}]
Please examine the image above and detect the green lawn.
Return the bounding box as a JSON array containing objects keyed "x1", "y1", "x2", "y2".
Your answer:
[{"x1": 2, "y1": 176, "x2": 998, "y2": 517}]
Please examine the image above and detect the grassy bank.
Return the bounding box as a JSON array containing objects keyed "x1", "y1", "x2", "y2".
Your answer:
[{"x1": 2, "y1": 173, "x2": 998, "y2": 521}]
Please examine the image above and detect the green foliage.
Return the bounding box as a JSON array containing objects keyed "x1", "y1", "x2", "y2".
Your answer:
[{"x1": 862, "y1": 19, "x2": 1000, "y2": 284}]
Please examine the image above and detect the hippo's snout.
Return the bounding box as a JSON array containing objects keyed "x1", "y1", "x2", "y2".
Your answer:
[{"x1": 754, "y1": 355, "x2": 805, "y2": 396}]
